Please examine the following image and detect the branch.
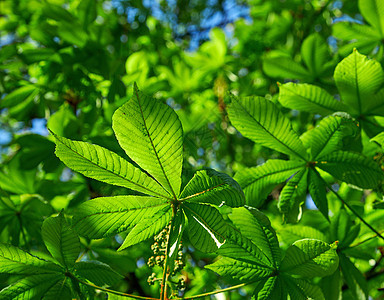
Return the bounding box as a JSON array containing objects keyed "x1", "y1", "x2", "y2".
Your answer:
[
  {"x1": 73, "y1": 277, "x2": 159, "y2": 300},
  {"x1": 178, "y1": 280, "x2": 261, "y2": 299},
  {"x1": 316, "y1": 170, "x2": 384, "y2": 242}
]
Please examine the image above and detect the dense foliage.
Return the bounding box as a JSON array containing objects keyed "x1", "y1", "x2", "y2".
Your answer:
[{"x1": 1, "y1": 0, "x2": 384, "y2": 299}]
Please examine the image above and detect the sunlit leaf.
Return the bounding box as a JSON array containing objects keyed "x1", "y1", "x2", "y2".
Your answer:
[
  {"x1": 280, "y1": 239, "x2": 339, "y2": 278},
  {"x1": 113, "y1": 84, "x2": 183, "y2": 197},
  {"x1": 180, "y1": 169, "x2": 244, "y2": 207},
  {"x1": 73, "y1": 196, "x2": 168, "y2": 239},
  {"x1": 227, "y1": 95, "x2": 308, "y2": 160}
]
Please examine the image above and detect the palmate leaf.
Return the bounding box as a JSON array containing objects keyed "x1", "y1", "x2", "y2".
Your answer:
[
  {"x1": 234, "y1": 159, "x2": 305, "y2": 207},
  {"x1": 51, "y1": 133, "x2": 169, "y2": 198},
  {"x1": 300, "y1": 113, "x2": 358, "y2": 159},
  {"x1": 227, "y1": 95, "x2": 308, "y2": 160},
  {"x1": 206, "y1": 209, "x2": 338, "y2": 299},
  {"x1": 280, "y1": 239, "x2": 339, "y2": 278},
  {"x1": 119, "y1": 205, "x2": 172, "y2": 251},
  {"x1": 179, "y1": 169, "x2": 245, "y2": 207},
  {"x1": 73, "y1": 196, "x2": 168, "y2": 239},
  {"x1": 42, "y1": 213, "x2": 81, "y2": 269},
  {"x1": 113, "y1": 83, "x2": 183, "y2": 197},
  {"x1": 317, "y1": 150, "x2": 384, "y2": 189},
  {"x1": 278, "y1": 82, "x2": 346, "y2": 116},
  {"x1": 183, "y1": 203, "x2": 227, "y2": 253},
  {"x1": 334, "y1": 49, "x2": 384, "y2": 116}
]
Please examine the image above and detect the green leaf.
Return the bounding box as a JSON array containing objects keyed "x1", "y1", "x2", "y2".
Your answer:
[
  {"x1": 252, "y1": 276, "x2": 286, "y2": 300},
  {"x1": 308, "y1": 168, "x2": 329, "y2": 220},
  {"x1": 206, "y1": 257, "x2": 274, "y2": 282},
  {"x1": 167, "y1": 209, "x2": 186, "y2": 271},
  {"x1": 42, "y1": 3, "x2": 75, "y2": 23},
  {"x1": 365, "y1": 88, "x2": 384, "y2": 116},
  {"x1": 281, "y1": 239, "x2": 339, "y2": 278},
  {"x1": 118, "y1": 205, "x2": 172, "y2": 250},
  {"x1": 0, "y1": 243, "x2": 61, "y2": 275},
  {"x1": 20, "y1": 48, "x2": 61, "y2": 64},
  {"x1": 339, "y1": 253, "x2": 368, "y2": 299},
  {"x1": 332, "y1": 22, "x2": 381, "y2": 56},
  {"x1": 358, "y1": 0, "x2": 384, "y2": 35},
  {"x1": 300, "y1": 113, "x2": 359, "y2": 159},
  {"x1": 42, "y1": 277, "x2": 72, "y2": 299},
  {"x1": 57, "y1": 21, "x2": 88, "y2": 47},
  {"x1": 320, "y1": 269, "x2": 342, "y2": 300},
  {"x1": 0, "y1": 85, "x2": 39, "y2": 109},
  {"x1": 283, "y1": 275, "x2": 325, "y2": 300},
  {"x1": 278, "y1": 169, "x2": 308, "y2": 223},
  {"x1": 235, "y1": 160, "x2": 304, "y2": 207},
  {"x1": 47, "y1": 104, "x2": 79, "y2": 138},
  {"x1": 51, "y1": 133, "x2": 169, "y2": 198},
  {"x1": 278, "y1": 82, "x2": 347, "y2": 116},
  {"x1": 113, "y1": 84, "x2": 183, "y2": 198},
  {"x1": 316, "y1": 150, "x2": 384, "y2": 189},
  {"x1": 183, "y1": 203, "x2": 227, "y2": 253},
  {"x1": 229, "y1": 207, "x2": 281, "y2": 267},
  {"x1": 330, "y1": 209, "x2": 360, "y2": 248},
  {"x1": 371, "y1": 131, "x2": 384, "y2": 148},
  {"x1": 301, "y1": 33, "x2": 331, "y2": 76},
  {"x1": 227, "y1": 95, "x2": 308, "y2": 160},
  {"x1": 74, "y1": 261, "x2": 123, "y2": 286},
  {"x1": 278, "y1": 225, "x2": 326, "y2": 246},
  {"x1": 77, "y1": 0, "x2": 97, "y2": 28},
  {"x1": 219, "y1": 226, "x2": 274, "y2": 268},
  {"x1": 334, "y1": 50, "x2": 384, "y2": 116},
  {"x1": 73, "y1": 196, "x2": 168, "y2": 239},
  {"x1": 179, "y1": 169, "x2": 245, "y2": 207},
  {"x1": 263, "y1": 56, "x2": 311, "y2": 80},
  {"x1": 41, "y1": 213, "x2": 81, "y2": 269},
  {"x1": 0, "y1": 273, "x2": 67, "y2": 300}
]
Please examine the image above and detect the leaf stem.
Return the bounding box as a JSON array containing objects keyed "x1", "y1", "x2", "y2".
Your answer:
[
  {"x1": 320, "y1": 175, "x2": 384, "y2": 242},
  {"x1": 160, "y1": 214, "x2": 175, "y2": 300},
  {"x1": 348, "y1": 229, "x2": 384, "y2": 249},
  {"x1": 178, "y1": 280, "x2": 260, "y2": 299},
  {"x1": 73, "y1": 277, "x2": 158, "y2": 300}
]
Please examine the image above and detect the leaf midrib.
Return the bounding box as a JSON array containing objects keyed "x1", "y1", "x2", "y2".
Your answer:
[
  {"x1": 354, "y1": 52, "x2": 362, "y2": 115},
  {"x1": 240, "y1": 163, "x2": 304, "y2": 190},
  {"x1": 183, "y1": 204, "x2": 226, "y2": 242},
  {"x1": 234, "y1": 99, "x2": 308, "y2": 161},
  {"x1": 179, "y1": 183, "x2": 226, "y2": 201},
  {"x1": 283, "y1": 85, "x2": 340, "y2": 113},
  {"x1": 135, "y1": 87, "x2": 178, "y2": 200},
  {"x1": 55, "y1": 136, "x2": 171, "y2": 200},
  {"x1": 74, "y1": 202, "x2": 168, "y2": 223},
  {"x1": 313, "y1": 118, "x2": 347, "y2": 159}
]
